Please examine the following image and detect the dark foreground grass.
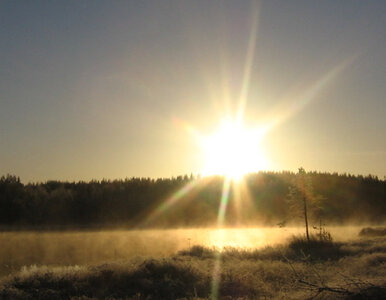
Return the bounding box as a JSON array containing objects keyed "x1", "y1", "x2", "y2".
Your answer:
[{"x1": 0, "y1": 236, "x2": 385, "y2": 300}]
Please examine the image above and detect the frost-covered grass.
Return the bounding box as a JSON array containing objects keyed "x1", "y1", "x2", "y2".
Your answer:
[
  {"x1": 0, "y1": 234, "x2": 385, "y2": 300},
  {"x1": 359, "y1": 227, "x2": 386, "y2": 237}
]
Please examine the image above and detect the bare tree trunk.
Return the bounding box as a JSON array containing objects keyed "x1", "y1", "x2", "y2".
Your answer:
[{"x1": 303, "y1": 196, "x2": 310, "y2": 242}]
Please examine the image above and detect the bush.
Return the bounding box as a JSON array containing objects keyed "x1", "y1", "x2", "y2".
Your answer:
[
  {"x1": 287, "y1": 234, "x2": 344, "y2": 260},
  {"x1": 177, "y1": 245, "x2": 216, "y2": 259},
  {"x1": 359, "y1": 227, "x2": 386, "y2": 237}
]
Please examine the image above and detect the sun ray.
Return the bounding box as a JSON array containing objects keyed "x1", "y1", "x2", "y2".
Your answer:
[
  {"x1": 263, "y1": 55, "x2": 358, "y2": 132},
  {"x1": 210, "y1": 251, "x2": 222, "y2": 300},
  {"x1": 232, "y1": 177, "x2": 256, "y2": 225},
  {"x1": 217, "y1": 177, "x2": 232, "y2": 226},
  {"x1": 210, "y1": 176, "x2": 232, "y2": 300},
  {"x1": 236, "y1": 1, "x2": 260, "y2": 122},
  {"x1": 173, "y1": 117, "x2": 203, "y2": 142},
  {"x1": 136, "y1": 178, "x2": 203, "y2": 228},
  {"x1": 173, "y1": 11, "x2": 356, "y2": 300}
]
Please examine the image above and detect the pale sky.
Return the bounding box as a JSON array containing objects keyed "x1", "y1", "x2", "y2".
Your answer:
[{"x1": 1, "y1": 0, "x2": 385, "y2": 182}]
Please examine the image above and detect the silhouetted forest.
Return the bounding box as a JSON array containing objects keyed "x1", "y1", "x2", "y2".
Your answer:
[{"x1": 0, "y1": 172, "x2": 385, "y2": 229}]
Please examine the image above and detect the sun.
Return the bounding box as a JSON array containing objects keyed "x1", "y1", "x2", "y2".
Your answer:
[{"x1": 201, "y1": 118, "x2": 268, "y2": 181}]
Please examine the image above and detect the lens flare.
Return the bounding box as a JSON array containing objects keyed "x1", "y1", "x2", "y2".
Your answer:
[{"x1": 137, "y1": 179, "x2": 201, "y2": 228}]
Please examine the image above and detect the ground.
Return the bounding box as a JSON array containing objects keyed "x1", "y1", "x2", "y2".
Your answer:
[{"x1": 0, "y1": 231, "x2": 385, "y2": 299}]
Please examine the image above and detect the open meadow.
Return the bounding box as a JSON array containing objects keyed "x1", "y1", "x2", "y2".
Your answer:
[
  {"x1": 0, "y1": 226, "x2": 364, "y2": 276},
  {"x1": 0, "y1": 227, "x2": 385, "y2": 299}
]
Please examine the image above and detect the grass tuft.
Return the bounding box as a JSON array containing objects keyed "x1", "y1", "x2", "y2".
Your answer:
[
  {"x1": 287, "y1": 234, "x2": 345, "y2": 260},
  {"x1": 177, "y1": 245, "x2": 216, "y2": 258},
  {"x1": 359, "y1": 227, "x2": 386, "y2": 237}
]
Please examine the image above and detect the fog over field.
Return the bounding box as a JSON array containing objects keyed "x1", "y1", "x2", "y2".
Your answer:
[
  {"x1": 1, "y1": 226, "x2": 385, "y2": 299},
  {"x1": 1, "y1": 0, "x2": 385, "y2": 298},
  {"x1": 0, "y1": 226, "x2": 364, "y2": 275},
  {"x1": 0, "y1": 172, "x2": 385, "y2": 298}
]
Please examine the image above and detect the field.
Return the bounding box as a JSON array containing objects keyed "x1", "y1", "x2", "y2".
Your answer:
[
  {"x1": 0, "y1": 227, "x2": 363, "y2": 276},
  {"x1": 0, "y1": 227, "x2": 385, "y2": 299}
]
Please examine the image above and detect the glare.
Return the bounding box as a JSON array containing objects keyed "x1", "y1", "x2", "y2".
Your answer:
[{"x1": 201, "y1": 118, "x2": 268, "y2": 181}]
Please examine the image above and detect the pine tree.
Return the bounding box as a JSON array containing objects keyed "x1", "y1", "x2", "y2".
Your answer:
[{"x1": 287, "y1": 168, "x2": 314, "y2": 242}]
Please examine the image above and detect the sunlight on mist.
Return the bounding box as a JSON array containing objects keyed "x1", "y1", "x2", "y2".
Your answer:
[{"x1": 0, "y1": 226, "x2": 364, "y2": 276}]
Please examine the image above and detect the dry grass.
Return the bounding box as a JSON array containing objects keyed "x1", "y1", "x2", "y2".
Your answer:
[
  {"x1": 359, "y1": 227, "x2": 386, "y2": 237},
  {"x1": 0, "y1": 232, "x2": 385, "y2": 300}
]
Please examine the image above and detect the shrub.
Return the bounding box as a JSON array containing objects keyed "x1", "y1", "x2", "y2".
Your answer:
[
  {"x1": 287, "y1": 234, "x2": 344, "y2": 260},
  {"x1": 177, "y1": 245, "x2": 216, "y2": 259},
  {"x1": 359, "y1": 227, "x2": 386, "y2": 237}
]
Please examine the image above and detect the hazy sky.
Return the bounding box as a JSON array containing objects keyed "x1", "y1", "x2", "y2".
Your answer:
[{"x1": 1, "y1": 0, "x2": 385, "y2": 182}]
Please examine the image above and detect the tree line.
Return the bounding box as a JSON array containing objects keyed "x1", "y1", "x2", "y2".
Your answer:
[{"x1": 0, "y1": 171, "x2": 384, "y2": 229}]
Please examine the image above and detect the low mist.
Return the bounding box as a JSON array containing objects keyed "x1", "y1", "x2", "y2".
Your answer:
[{"x1": 0, "y1": 226, "x2": 365, "y2": 277}]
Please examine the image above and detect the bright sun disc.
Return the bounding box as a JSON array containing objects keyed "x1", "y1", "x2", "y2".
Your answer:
[{"x1": 201, "y1": 119, "x2": 268, "y2": 180}]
